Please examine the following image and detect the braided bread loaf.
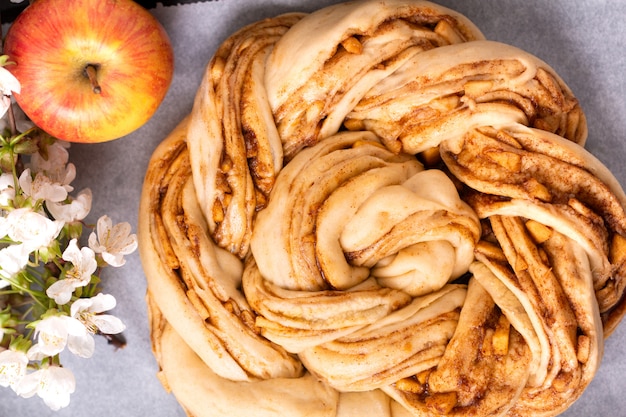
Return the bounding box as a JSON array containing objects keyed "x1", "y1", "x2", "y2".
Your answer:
[{"x1": 138, "y1": 1, "x2": 626, "y2": 416}]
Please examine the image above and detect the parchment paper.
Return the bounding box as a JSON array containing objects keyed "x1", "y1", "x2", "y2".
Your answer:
[{"x1": 2, "y1": 1, "x2": 625, "y2": 416}]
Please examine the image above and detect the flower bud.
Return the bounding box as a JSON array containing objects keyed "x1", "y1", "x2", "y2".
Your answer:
[{"x1": 0, "y1": 150, "x2": 17, "y2": 173}]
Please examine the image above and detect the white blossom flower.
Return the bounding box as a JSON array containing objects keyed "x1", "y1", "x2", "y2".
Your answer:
[
  {"x1": 88, "y1": 215, "x2": 137, "y2": 267},
  {"x1": 46, "y1": 188, "x2": 92, "y2": 223},
  {"x1": 29, "y1": 141, "x2": 72, "y2": 181},
  {"x1": 18, "y1": 169, "x2": 68, "y2": 204},
  {"x1": 46, "y1": 239, "x2": 97, "y2": 305},
  {"x1": 0, "y1": 348, "x2": 28, "y2": 390},
  {"x1": 28, "y1": 295, "x2": 126, "y2": 363},
  {"x1": 31, "y1": 295, "x2": 128, "y2": 362},
  {"x1": 71, "y1": 293, "x2": 125, "y2": 336},
  {"x1": 0, "y1": 243, "x2": 30, "y2": 281},
  {"x1": 4, "y1": 207, "x2": 64, "y2": 252},
  {"x1": 30, "y1": 314, "x2": 94, "y2": 358},
  {"x1": 0, "y1": 66, "x2": 135, "y2": 409},
  {"x1": 62, "y1": 239, "x2": 98, "y2": 281},
  {"x1": 14, "y1": 365, "x2": 75, "y2": 411}
]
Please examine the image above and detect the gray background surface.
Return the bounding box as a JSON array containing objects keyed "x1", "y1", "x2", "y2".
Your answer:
[{"x1": 2, "y1": 1, "x2": 625, "y2": 416}]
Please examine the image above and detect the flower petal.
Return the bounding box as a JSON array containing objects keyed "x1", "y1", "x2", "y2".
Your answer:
[
  {"x1": 61, "y1": 239, "x2": 82, "y2": 264},
  {"x1": 0, "y1": 244, "x2": 30, "y2": 279},
  {"x1": 26, "y1": 343, "x2": 47, "y2": 362},
  {"x1": 102, "y1": 251, "x2": 126, "y2": 267},
  {"x1": 67, "y1": 332, "x2": 95, "y2": 359},
  {"x1": 34, "y1": 316, "x2": 70, "y2": 356},
  {"x1": 93, "y1": 314, "x2": 126, "y2": 335},
  {"x1": 86, "y1": 293, "x2": 117, "y2": 314},
  {"x1": 17, "y1": 169, "x2": 33, "y2": 196},
  {"x1": 46, "y1": 279, "x2": 78, "y2": 306},
  {"x1": 87, "y1": 231, "x2": 104, "y2": 252},
  {"x1": 96, "y1": 215, "x2": 113, "y2": 242},
  {"x1": 70, "y1": 297, "x2": 92, "y2": 318},
  {"x1": 0, "y1": 96, "x2": 9, "y2": 120},
  {"x1": 0, "y1": 172, "x2": 16, "y2": 207},
  {"x1": 0, "y1": 67, "x2": 20, "y2": 96},
  {"x1": 13, "y1": 369, "x2": 40, "y2": 399},
  {"x1": 0, "y1": 349, "x2": 28, "y2": 388}
]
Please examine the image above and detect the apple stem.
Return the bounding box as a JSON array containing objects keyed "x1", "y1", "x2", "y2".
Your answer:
[{"x1": 84, "y1": 64, "x2": 102, "y2": 94}]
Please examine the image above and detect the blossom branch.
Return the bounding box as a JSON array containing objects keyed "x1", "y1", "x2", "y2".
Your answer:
[{"x1": 0, "y1": 45, "x2": 137, "y2": 411}]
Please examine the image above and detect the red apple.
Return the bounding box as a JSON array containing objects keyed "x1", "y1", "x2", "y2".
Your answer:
[{"x1": 3, "y1": 0, "x2": 174, "y2": 143}]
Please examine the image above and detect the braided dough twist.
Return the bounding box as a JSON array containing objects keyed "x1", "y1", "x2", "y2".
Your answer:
[{"x1": 139, "y1": 1, "x2": 626, "y2": 416}]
